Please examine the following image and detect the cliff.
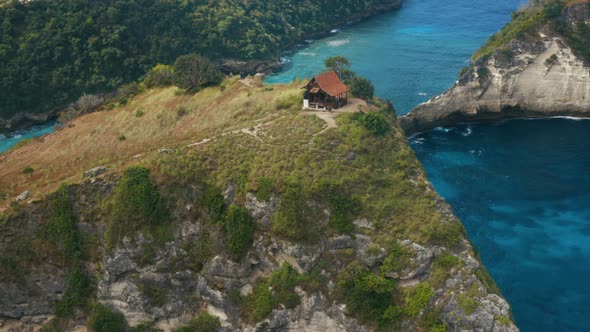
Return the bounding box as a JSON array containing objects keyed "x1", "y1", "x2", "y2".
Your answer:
[
  {"x1": 0, "y1": 79, "x2": 517, "y2": 331},
  {"x1": 400, "y1": 0, "x2": 590, "y2": 135}
]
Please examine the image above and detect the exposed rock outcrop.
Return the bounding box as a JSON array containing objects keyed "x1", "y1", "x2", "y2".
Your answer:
[{"x1": 401, "y1": 5, "x2": 590, "y2": 135}]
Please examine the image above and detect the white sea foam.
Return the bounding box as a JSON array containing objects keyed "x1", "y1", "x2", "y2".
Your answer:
[
  {"x1": 299, "y1": 52, "x2": 318, "y2": 56},
  {"x1": 412, "y1": 138, "x2": 426, "y2": 144},
  {"x1": 433, "y1": 126, "x2": 451, "y2": 133},
  {"x1": 417, "y1": 92, "x2": 428, "y2": 96},
  {"x1": 330, "y1": 29, "x2": 339, "y2": 33},
  {"x1": 327, "y1": 39, "x2": 350, "y2": 47},
  {"x1": 461, "y1": 126, "x2": 472, "y2": 136}
]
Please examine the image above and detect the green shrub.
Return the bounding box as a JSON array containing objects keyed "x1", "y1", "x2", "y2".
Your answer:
[
  {"x1": 268, "y1": 264, "x2": 302, "y2": 309},
  {"x1": 428, "y1": 252, "x2": 461, "y2": 287},
  {"x1": 338, "y1": 261, "x2": 395, "y2": 322},
  {"x1": 56, "y1": 265, "x2": 92, "y2": 317},
  {"x1": 427, "y1": 220, "x2": 464, "y2": 247},
  {"x1": 107, "y1": 166, "x2": 170, "y2": 248},
  {"x1": 173, "y1": 54, "x2": 221, "y2": 92},
  {"x1": 322, "y1": 184, "x2": 358, "y2": 234},
  {"x1": 135, "y1": 110, "x2": 145, "y2": 118},
  {"x1": 176, "y1": 106, "x2": 189, "y2": 118},
  {"x1": 139, "y1": 280, "x2": 168, "y2": 307},
  {"x1": 177, "y1": 312, "x2": 221, "y2": 332},
  {"x1": 198, "y1": 185, "x2": 226, "y2": 223},
  {"x1": 143, "y1": 64, "x2": 174, "y2": 88},
  {"x1": 359, "y1": 112, "x2": 390, "y2": 135},
  {"x1": 224, "y1": 204, "x2": 254, "y2": 258},
  {"x1": 380, "y1": 240, "x2": 411, "y2": 275},
  {"x1": 130, "y1": 322, "x2": 162, "y2": 332},
  {"x1": 349, "y1": 76, "x2": 375, "y2": 100},
  {"x1": 271, "y1": 181, "x2": 318, "y2": 241},
  {"x1": 403, "y1": 283, "x2": 434, "y2": 318},
  {"x1": 254, "y1": 177, "x2": 274, "y2": 202},
  {"x1": 118, "y1": 134, "x2": 127, "y2": 141},
  {"x1": 23, "y1": 165, "x2": 34, "y2": 174},
  {"x1": 41, "y1": 184, "x2": 81, "y2": 261},
  {"x1": 243, "y1": 264, "x2": 302, "y2": 322},
  {"x1": 88, "y1": 304, "x2": 126, "y2": 332}
]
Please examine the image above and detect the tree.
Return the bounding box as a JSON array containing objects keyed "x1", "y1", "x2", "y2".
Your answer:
[
  {"x1": 173, "y1": 54, "x2": 222, "y2": 92},
  {"x1": 360, "y1": 112, "x2": 390, "y2": 135},
  {"x1": 88, "y1": 304, "x2": 126, "y2": 332},
  {"x1": 143, "y1": 64, "x2": 174, "y2": 88},
  {"x1": 324, "y1": 56, "x2": 352, "y2": 81},
  {"x1": 224, "y1": 204, "x2": 254, "y2": 258},
  {"x1": 350, "y1": 77, "x2": 375, "y2": 100}
]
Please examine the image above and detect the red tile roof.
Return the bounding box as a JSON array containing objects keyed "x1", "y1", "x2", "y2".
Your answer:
[{"x1": 313, "y1": 71, "x2": 349, "y2": 97}]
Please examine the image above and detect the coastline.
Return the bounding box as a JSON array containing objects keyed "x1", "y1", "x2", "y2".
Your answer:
[{"x1": 1, "y1": 0, "x2": 403, "y2": 135}]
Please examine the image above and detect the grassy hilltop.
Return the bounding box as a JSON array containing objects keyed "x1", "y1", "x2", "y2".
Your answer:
[{"x1": 0, "y1": 77, "x2": 515, "y2": 331}]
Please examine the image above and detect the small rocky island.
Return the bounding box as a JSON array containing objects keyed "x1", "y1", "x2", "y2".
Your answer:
[{"x1": 400, "y1": 0, "x2": 590, "y2": 135}]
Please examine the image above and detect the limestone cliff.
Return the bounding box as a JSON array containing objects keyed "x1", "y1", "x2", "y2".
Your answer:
[
  {"x1": 0, "y1": 80, "x2": 517, "y2": 331},
  {"x1": 400, "y1": 1, "x2": 590, "y2": 135}
]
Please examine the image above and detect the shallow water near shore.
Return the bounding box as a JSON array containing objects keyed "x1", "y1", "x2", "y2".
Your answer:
[{"x1": 0, "y1": 122, "x2": 55, "y2": 153}]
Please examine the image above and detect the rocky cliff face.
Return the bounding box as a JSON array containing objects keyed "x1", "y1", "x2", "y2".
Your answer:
[
  {"x1": 0, "y1": 176, "x2": 517, "y2": 332},
  {"x1": 400, "y1": 2, "x2": 590, "y2": 135}
]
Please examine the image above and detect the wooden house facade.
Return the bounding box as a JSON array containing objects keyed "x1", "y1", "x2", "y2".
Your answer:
[{"x1": 303, "y1": 71, "x2": 349, "y2": 110}]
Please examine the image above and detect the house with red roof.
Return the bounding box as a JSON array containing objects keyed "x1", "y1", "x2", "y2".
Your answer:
[{"x1": 303, "y1": 71, "x2": 349, "y2": 111}]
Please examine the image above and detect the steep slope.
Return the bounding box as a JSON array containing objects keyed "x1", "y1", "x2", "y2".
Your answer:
[
  {"x1": 400, "y1": 0, "x2": 590, "y2": 135},
  {"x1": 0, "y1": 80, "x2": 517, "y2": 331}
]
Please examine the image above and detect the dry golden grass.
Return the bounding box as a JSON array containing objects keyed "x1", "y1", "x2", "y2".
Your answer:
[{"x1": 0, "y1": 77, "x2": 305, "y2": 201}]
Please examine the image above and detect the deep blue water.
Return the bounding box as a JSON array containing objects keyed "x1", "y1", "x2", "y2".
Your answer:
[
  {"x1": 268, "y1": 0, "x2": 590, "y2": 331},
  {"x1": 410, "y1": 120, "x2": 590, "y2": 332}
]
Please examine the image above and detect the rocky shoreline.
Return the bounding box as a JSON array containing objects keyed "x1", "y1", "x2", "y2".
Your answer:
[{"x1": 400, "y1": 2, "x2": 590, "y2": 136}]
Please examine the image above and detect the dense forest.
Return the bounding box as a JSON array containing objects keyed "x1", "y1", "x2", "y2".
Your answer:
[{"x1": 0, "y1": 0, "x2": 397, "y2": 119}]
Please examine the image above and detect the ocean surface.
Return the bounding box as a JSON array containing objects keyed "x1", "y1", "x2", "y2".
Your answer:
[
  {"x1": 267, "y1": 0, "x2": 590, "y2": 331},
  {"x1": 3, "y1": 0, "x2": 589, "y2": 330}
]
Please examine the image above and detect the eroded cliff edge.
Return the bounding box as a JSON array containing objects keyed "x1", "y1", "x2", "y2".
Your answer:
[
  {"x1": 0, "y1": 80, "x2": 517, "y2": 331},
  {"x1": 400, "y1": 0, "x2": 590, "y2": 135}
]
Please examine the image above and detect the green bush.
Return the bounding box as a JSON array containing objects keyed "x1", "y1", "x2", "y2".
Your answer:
[
  {"x1": 224, "y1": 204, "x2": 254, "y2": 258},
  {"x1": 322, "y1": 184, "x2": 358, "y2": 234},
  {"x1": 88, "y1": 304, "x2": 126, "y2": 332},
  {"x1": 56, "y1": 265, "x2": 92, "y2": 317},
  {"x1": 107, "y1": 166, "x2": 170, "y2": 248},
  {"x1": 130, "y1": 322, "x2": 162, "y2": 332},
  {"x1": 173, "y1": 54, "x2": 221, "y2": 92},
  {"x1": 198, "y1": 185, "x2": 226, "y2": 223},
  {"x1": 349, "y1": 77, "x2": 375, "y2": 100},
  {"x1": 23, "y1": 165, "x2": 34, "y2": 174},
  {"x1": 254, "y1": 177, "x2": 274, "y2": 202},
  {"x1": 404, "y1": 283, "x2": 434, "y2": 318},
  {"x1": 359, "y1": 112, "x2": 390, "y2": 135},
  {"x1": 338, "y1": 261, "x2": 395, "y2": 322},
  {"x1": 135, "y1": 110, "x2": 145, "y2": 118},
  {"x1": 271, "y1": 181, "x2": 318, "y2": 241},
  {"x1": 143, "y1": 64, "x2": 174, "y2": 88},
  {"x1": 177, "y1": 312, "x2": 221, "y2": 332},
  {"x1": 243, "y1": 264, "x2": 302, "y2": 322},
  {"x1": 41, "y1": 184, "x2": 81, "y2": 261}
]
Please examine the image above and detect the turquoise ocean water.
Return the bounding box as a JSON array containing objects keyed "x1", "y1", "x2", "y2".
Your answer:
[
  {"x1": 0, "y1": 122, "x2": 55, "y2": 153},
  {"x1": 267, "y1": 0, "x2": 590, "y2": 331}
]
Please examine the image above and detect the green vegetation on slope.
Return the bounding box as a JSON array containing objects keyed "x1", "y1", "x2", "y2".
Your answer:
[
  {"x1": 473, "y1": 0, "x2": 590, "y2": 63},
  {"x1": 0, "y1": 0, "x2": 398, "y2": 118}
]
